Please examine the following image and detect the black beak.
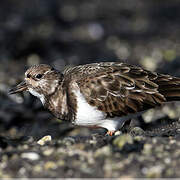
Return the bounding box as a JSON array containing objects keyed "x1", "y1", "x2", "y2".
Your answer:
[{"x1": 8, "y1": 81, "x2": 28, "y2": 95}]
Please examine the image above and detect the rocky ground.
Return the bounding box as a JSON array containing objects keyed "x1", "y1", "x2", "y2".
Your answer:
[
  {"x1": 1, "y1": 121, "x2": 180, "y2": 178},
  {"x1": 1, "y1": 0, "x2": 180, "y2": 178}
]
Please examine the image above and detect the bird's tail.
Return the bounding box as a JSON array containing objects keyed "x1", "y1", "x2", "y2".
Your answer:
[{"x1": 155, "y1": 74, "x2": 180, "y2": 101}]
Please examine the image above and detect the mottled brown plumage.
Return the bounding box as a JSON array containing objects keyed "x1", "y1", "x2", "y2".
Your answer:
[
  {"x1": 9, "y1": 62, "x2": 180, "y2": 135},
  {"x1": 64, "y1": 62, "x2": 180, "y2": 116}
]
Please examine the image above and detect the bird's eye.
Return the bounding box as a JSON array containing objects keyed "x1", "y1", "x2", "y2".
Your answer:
[{"x1": 35, "y1": 74, "x2": 43, "y2": 79}]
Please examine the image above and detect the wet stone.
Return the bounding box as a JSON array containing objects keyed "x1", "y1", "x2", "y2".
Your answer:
[
  {"x1": 143, "y1": 144, "x2": 153, "y2": 155},
  {"x1": 94, "y1": 145, "x2": 112, "y2": 157},
  {"x1": 130, "y1": 127, "x2": 145, "y2": 136},
  {"x1": 61, "y1": 137, "x2": 76, "y2": 146},
  {"x1": 113, "y1": 134, "x2": 133, "y2": 150},
  {"x1": 21, "y1": 152, "x2": 40, "y2": 161},
  {"x1": 37, "y1": 135, "x2": 52, "y2": 146}
]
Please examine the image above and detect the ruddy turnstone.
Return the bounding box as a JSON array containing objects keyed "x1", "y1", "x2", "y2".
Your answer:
[{"x1": 9, "y1": 62, "x2": 180, "y2": 135}]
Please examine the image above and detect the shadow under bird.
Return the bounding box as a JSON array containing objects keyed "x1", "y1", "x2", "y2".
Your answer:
[{"x1": 9, "y1": 62, "x2": 180, "y2": 135}]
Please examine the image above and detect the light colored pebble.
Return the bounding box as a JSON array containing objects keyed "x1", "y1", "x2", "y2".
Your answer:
[
  {"x1": 37, "y1": 135, "x2": 52, "y2": 146},
  {"x1": 44, "y1": 161, "x2": 57, "y2": 170},
  {"x1": 21, "y1": 152, "x2": 39, "y2": 161},
  {"x1": 114, "y1": 131, "x2": 122, "y2": 136},
  {"x1": 43, "y1": 148, "x2": 54, "y2": 156}
]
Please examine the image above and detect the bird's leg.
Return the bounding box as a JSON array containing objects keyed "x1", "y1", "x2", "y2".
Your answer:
[{"x1": 106, "y1": 130, "x2": 115, "y2": 136}]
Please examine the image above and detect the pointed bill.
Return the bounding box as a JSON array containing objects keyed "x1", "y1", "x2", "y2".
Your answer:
[{"x1": 8, "y1": 81, "x2": 28, "y2": 95}]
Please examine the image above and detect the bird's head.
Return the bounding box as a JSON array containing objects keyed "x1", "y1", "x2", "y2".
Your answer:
[{"x1": 9, "y1": 64, "x2": 63, "y2": 104}]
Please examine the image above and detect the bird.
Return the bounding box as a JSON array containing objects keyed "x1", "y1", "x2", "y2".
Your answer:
[{"x1": 9, "y1": 62, "x2": 180, "y2": 136}]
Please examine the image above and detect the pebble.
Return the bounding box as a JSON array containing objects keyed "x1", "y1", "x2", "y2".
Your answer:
[
  {"x1": 164, "y1": 157, "x2": 171, "y2": 164},
  {"x1": 43, "y1": 148, "x2": 54, "y2": 156},
  {"x1": 95, "y1": 145, "x2": 112, "y2": 157},
  {"x1": 37, "y1": 135, "x2": 52, "y2": 146},
  {"x1": 44, "y1": 161, "x2": 57, "y2": 170},
  {"x1": 143, "y1": 144, "x2": 152, "y2": 155},
  {"x1": 130, "y1": 127, "x2": 145, "y2": 136},
  {"x1": 134, "y1": 135, "x2": 145, "y2": 142},
  {"x1": 21, "y1": 152, "x2": 40, "y2": 161},
  {"x1": 33, "y1": 165, "x2": 43, "y2": 173},
  {"x1": 62, "y1": 137, "x2": 76, "y2": 145},
  {"x1": 114, "y1": 131, "x2": 122, "y2": 136},
  {"x1": 113, "y1": 134, "x2": 133, "y2": 149},
  {"x1": 146, "y1": 165, "x2": 164, "y2": 178}
]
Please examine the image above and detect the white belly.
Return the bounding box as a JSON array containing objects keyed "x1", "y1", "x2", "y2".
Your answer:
[
  {"x1": 72, "y1": 86, "x2": 126, "y2": 131},
  {"x1": 72, "y1": 87, "x2": 106, "y2": 125}
]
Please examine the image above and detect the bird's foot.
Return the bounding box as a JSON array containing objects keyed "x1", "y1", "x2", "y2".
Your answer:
[{"x1": 106, "y1": 130, "x2": 115, "y2": 136}]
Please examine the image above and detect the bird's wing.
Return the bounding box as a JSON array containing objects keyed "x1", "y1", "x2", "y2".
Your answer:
[{"x1": 70, "y1": 62, "x2": 166, "y2": 118}]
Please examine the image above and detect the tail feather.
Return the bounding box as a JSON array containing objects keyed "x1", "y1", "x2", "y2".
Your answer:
[{"x1": 154, "y1": 74, "x2": 180, "y2": 102}]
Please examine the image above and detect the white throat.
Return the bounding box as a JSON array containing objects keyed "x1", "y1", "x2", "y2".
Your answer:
[{"x1": 28, "y1": 88, "x2": 45, "y2": 105}]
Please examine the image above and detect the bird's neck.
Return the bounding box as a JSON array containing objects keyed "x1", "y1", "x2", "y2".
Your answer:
[{"x1": 44, "y1": 84, "x2": 75, "y2": 121}]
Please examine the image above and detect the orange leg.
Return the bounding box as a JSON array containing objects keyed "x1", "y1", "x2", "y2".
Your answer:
[{"x1": 106, "y1": 130, "x2": 115, "y2": 136}]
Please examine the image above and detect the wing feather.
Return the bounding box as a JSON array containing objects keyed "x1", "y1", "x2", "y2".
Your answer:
[{"x1": 68, "y1": 62, "x2": 167, "y2": 118}]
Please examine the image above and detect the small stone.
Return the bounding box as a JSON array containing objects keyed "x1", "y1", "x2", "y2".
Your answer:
[
  {"x1": 95, "y1": 145, "x2": 112, "y2": 157},
  {"x1": 21, "y1": 152, "x2": 39, "y2": 161},
  {"x1": 152, "y1": 138, "x2": 157, "y2": 144},
  {"x1": 44, "y1": 161, "x2": 57, "y2": 170},
  {"x1": 114, "y1": 131, "x2": 122, "y2": 136},
  {"x1": 57, "y1": 160, "x2": 65, "y2": 167},
  {"x1": 165, "y1": 168, "x2": 174, "y2": 176},
  {"x1": 37, "y1": 135, "x2": 52, "y2": 146},
  {"x1": 134, "y1": 135, "x2": 145, "y2": 142},
  {"x1": 143, "y1": 144, "x2": 152, "y2": 155},
  {"x1": 33, "y1": 165, "x2": 42, "y2": 173},
  {"x1": 18, "y1": 167, "x2": 26, "y2": 176},
  {"x1": 113, "y1": 134, "x2": 133, "y2": 149},
  {"x1": 89, "y1": 136, "x2": 98, "y2": 144},
  {"x1": 164, "y1": 157, "x2": 171, "y2": 164},
  {"x1": 169, "y1": 139, "x2": 176, "y2": 144},
  {"x1": 43, "y1": 148, "x2": 54, "y2": 156},
  {"x1": 89, "y1": 140, "x2": 97, "y2": 144},
  {"x1": 130, "y1": 127, "x2": 145, "y2": 136},
  {"x1": 62, "y1": 137, "x2": 75, "y2": 146},
  {"x1": 176, "y1": 129, "x2": 180, "y2": 133},
  {"x1": 146, "y1": 165, "x2": 164, "y2": 178}
]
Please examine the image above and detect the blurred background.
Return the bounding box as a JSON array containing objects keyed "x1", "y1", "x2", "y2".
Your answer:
[{"x1": 1, "y1": 0, "x2": 180, "y2": 138}]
